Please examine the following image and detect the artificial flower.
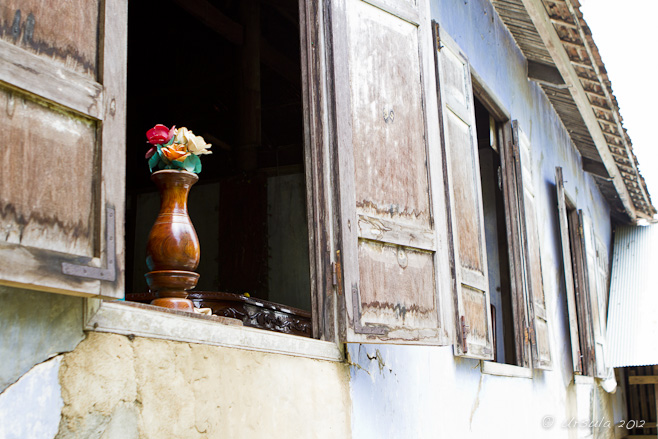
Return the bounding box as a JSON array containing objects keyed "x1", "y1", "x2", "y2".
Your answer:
[
  {"x1": 187, "y1": 133, "x2": 212, "y2": 155},
  {"x1": 161, "y1": 143, "x2": 190, "y2": 162},
  {"x1": 146, "y1": 124, "x2": 175, "y2": 145},
  {"x1": 174, "y1": 127, "x2": 191, "y2": 145}
]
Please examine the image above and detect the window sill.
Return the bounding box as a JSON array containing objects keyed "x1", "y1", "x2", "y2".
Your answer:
[
  {"x1": 480, "y1": 361, "x2": 533, "y2": 378},
  {"x1": 573, "y1": 375, "x2": 594, "y2": 385},
  {"x1": 85, "y1": 300, "x2": 343, "y2": 362}
]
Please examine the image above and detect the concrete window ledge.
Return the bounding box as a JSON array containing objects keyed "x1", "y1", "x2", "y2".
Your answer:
[
  {"x1": 86, "y1": 301, "x2": 343, "y2": 362},
  {"x1": 480, "y1": 361, "x2": 533, "y2": 378},
  {"x1": 573, "y1": 375, "x2": 594, "y2": 385}
]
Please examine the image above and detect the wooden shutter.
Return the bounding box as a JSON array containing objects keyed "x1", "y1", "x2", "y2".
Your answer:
[
  {"x1": 581, "y1": 214, "x2": 608, "y2": 377},
  {"x1": 436, "y1": 28, "x2": 493, "y2": 359},
  {"x1": 593, "y1": 235, "x2": 609, "y2": 377},
  {"x1": 329, "y1": 0, "x2": 448, "y2": 343},
  {"x1": 569, "y1": 210, "x2": 607, "y2": 377},
  {"x1": 569, "y1": 209, "x2": 595, "y2": 376},
  {"x1": 0, "y1": 1, "x2": 126, "y2": 299},
  {"x1": 555, "y1": 167, "x2": 583, "y2": 374},
  {"x1": 511, "y1": 122, "x2": 552, "y2": 369},
  {"x1": 499, "y1": 122, "x2": 531, "y2": 367}
]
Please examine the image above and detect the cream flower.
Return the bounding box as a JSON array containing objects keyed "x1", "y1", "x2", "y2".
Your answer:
[
  {"x1": 174, "y1": 127, "x2": 191, "y2": 145},
  {"x1": 187, "y1": 133, "x2": 212, "y2": 155}
]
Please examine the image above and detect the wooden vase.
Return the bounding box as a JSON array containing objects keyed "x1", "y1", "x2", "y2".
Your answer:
[{"x1": 145, "y1": 170, "x2": 200, "y2": 311}]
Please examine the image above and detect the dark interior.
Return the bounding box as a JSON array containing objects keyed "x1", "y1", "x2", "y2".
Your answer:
[{"x1": 125, "y1": 0, "x2": 311, "y2": 312}]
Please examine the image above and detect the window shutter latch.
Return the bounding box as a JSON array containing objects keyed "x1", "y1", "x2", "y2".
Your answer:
[{"x1": 62, "y1": 206, "x2": 116, "y2": 282}]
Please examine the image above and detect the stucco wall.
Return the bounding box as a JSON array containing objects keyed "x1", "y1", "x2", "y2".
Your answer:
[
  {"x1": 0, "y1": 287, "x2": 85, "y2": 393},
  {"x1": 54, "y1": 332, "x2": 351, "y2": 439}
]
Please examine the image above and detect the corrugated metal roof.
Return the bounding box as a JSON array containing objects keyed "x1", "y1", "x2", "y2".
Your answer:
[{"x1": 607, "y1": 225, "x2": 658, "y2": 367}]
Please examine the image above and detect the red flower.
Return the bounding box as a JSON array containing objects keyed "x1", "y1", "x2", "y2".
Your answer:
[{"x1": 146, "y1": 124, "x2": 175, "y2": 145}]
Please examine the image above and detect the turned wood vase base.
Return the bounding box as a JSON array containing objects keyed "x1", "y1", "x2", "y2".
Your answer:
[{"x1": 145, "y1": 270, "x2": 199, "y2": 312}]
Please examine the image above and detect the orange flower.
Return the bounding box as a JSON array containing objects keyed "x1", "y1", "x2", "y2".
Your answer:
[{"x1": 161, "y1": 143, "x2": 190, "y2": 162}]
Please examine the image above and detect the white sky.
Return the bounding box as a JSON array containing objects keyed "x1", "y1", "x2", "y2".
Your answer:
[{"x1": 578, "y1": 1, "x2": 658, "y2": 203}]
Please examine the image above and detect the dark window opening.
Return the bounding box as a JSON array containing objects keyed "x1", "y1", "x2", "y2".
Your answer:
[
  {"x1": 474, "y1": 97, "x2": 516, "y2": 365},
  {"x1": 124, "y1": 0, "x2": 312, "y2": 333}
]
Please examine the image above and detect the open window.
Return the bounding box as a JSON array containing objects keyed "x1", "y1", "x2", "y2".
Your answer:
[
  {"x1": 435, "y1": 23, "x2": 552, "y2": 368},
  {"x1": 556, "y1": 167, "x2": 609, "y2": 377},
  {"x1": 124, "y1": 0, "x2": 316, "y2": 337}
]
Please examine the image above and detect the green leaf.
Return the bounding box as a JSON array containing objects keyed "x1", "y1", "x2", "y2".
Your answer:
[
  {"x1": 148, "y1": 153, "x2": 160, "y2": 172},
  {"x1": 184, "y1": 155, "x2": 201, "y2": 173}
]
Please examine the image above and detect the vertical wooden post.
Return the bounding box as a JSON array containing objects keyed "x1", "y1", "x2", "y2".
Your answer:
[{"x1": 238, "y1": 0, "x2": 261, "y2": 172}]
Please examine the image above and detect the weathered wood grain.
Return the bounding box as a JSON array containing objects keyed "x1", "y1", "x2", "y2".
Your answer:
[
  {"x1": 555, "y1": 166, "x2": 582, "y2": 373},
  {"x1": 513, "y1": 122, "x2": 552, "y2": 369},
  {"x1": 436, "y1": 26, "x2": 492, "y2": 360},
  {"x1": 348, "y1": 0, "x2": 431, "y2": 227},
  {"x1": 629, "y1": 376, "x2": 658, "y2": 386},
  {"x1": 0, "y1": 0, "x2": 99, "y2": 78},
  {"x1": 97, "y1": 0, "x2": 127, "y2": 300},
  {"x1": 0, "y1": 39, "x2": 103, "y2": 119},
  {"x1": 0, "y1": 86, "x2": 97, "y2": 257},
  {"x1": 0, "y1": 0, "x2": 126, "y2": 300},
  {"x1": 330, "y1": 0, "x2": 445, "y2": 343},
  {"x1": 357, "y1": 214, "x2": 436, "y2": 251},
  {"x1": 358, "y1": 241, "x2": 437, "y2": 330}
]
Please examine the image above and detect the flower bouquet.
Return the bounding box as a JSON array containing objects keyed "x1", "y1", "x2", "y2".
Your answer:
[{"x1": 145, "y1": 124, "x2": 212, "y2": 173}]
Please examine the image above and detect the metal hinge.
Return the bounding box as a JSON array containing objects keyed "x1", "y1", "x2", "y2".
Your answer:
[
  {"x1": 62, "y1": 206, "x2": 116, "y2": 281},
  {"x1": 460, "y1": 316, "x2": 469, "y2": 354}
]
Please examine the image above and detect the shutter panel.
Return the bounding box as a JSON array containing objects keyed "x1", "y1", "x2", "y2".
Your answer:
[
  {"x1": 511, "y1": 122, "x2": 552, "y2": 369},
  {"x1": 0, "y1": 1, "x2": 126, "y2": 299},
  {"x1": 499, "y1": 122, "x2": 531, "y2": 367},
  {"x1": 582, "y1": 215, "x2": 608, "y2": 377},
  {"x1": 436, "y1": 28, "x2": 493, "y2": 359},
  {"x1": 329, "y1": 0, "x2": 448, "y2": 343},
  {"x1": 555, "y1": 167, "x2": 583, "y2": 374},
  {"x1": 569, "y1": 209, "x2": 595, "y2": 376}
]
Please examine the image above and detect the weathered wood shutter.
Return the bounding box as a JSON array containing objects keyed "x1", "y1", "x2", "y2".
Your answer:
[
  {"x1": 569, "y1": 209, "x2": 595, "y2": 376},
  {"x1": 0, "y1": 1, "x2": 126, "y2": 298},
  {"x1": 329, "y1": 0, "x2": 448, "y2": 343},
  {"x1": 511, "y1": 122, "x2": 552, "y2": 369},
  {"x1": 435, "y1": 27, "x2": 493, "y2": 359},
  {"x1": 555, "y1": 167, "x2": 583, "y2": 374},
  {"x1": 581, "y1": 214, "x2": 608, "y2": 377},
  {"x1": 568, "y1": 210, "x2": 608, "y2": 377}
]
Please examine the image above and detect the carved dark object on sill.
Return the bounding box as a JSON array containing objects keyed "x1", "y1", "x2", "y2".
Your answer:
[{"x1": 126, "y1": 291, "x2": 312, "y2": 338}]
